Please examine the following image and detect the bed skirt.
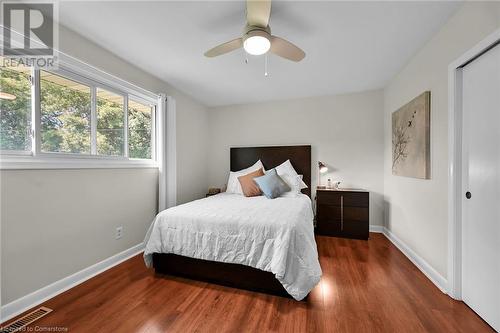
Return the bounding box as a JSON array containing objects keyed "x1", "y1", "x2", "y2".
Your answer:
[{"x1": 152, "y1": 253, "x2": 293, "y2": 298}]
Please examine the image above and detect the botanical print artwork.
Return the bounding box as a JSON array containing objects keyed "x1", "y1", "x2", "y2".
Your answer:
[{"x1": 392, "y1": 91, "x2": 430, "y2": 179}]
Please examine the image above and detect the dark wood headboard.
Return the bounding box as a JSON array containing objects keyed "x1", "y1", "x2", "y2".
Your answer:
[{"x1": 230, "y1": 145, "x2": 311, "y2": 198}]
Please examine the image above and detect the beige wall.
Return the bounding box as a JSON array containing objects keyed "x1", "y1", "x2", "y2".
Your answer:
[
  {"x1": 207, "y1": 90, "x2": 385, "y2": 226},
  {"x1": 1, "y1": 26, "x2": 208, "y2": 305},
  {"x1": 1, "y1": 169, "x2": 157, "y2": 304},
  {"x1": 383, "y1": 2, "x2": 500, "y2": 278}
]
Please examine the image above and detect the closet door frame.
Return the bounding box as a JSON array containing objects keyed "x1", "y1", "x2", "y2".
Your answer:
[{"x1": 447, "y1": 28, "x2": 500, "y2": 300}]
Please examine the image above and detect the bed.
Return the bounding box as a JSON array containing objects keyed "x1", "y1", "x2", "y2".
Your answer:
[{"x1": 143, "y1": 145, "x2": 321, "y2": 300}]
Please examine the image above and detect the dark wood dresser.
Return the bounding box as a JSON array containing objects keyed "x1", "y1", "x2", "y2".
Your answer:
[{"x1": 315, "y1": 188, "x2": 369, "y2": 240}]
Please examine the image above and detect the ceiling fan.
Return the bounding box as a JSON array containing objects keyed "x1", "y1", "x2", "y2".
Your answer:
[{"x1": 204, "y1": 0, "x2": 305, "y2": 62}]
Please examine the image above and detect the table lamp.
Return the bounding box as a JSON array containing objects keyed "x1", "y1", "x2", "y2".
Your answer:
[{"x1": 318, "y1": 161, "x2": 328, "y2": 189}]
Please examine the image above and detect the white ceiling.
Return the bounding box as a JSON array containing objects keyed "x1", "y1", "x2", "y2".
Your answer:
[{"x1": 59, "y1": 1, "x2": 460, "y2": 107}]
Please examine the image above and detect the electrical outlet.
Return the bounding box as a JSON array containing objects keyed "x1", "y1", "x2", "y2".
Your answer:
[{"x1": 115, "y1": 226, "x2": 123, "y2": 240}]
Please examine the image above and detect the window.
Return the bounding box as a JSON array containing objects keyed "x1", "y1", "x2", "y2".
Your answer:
[
  {"x1": 0, "y1": 63, "x2": 32, "y2": 152},
  {"x1": 128, "y1": 99, "x2": 153, "y2": 159},
  {"x1": 96, "y1": 88, "x2": 124, "y2": 156},
  {"x1": 40, "y1": 71, "x2": 92, "y2": 154},
  {"x1": 0, "y1": 62, "x2": 158, "y2": 167}
]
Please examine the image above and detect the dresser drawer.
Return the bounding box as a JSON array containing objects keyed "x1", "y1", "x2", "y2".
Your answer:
[
  {"x1": 318, "y1": 205, "x2": 368, "y2": 222},
  {"x1": 317, "y1": 191, "x2": 369, "y2": 207},
  {"x1": 344, "y1": 207, "x2": 369, "y2": 222},
  {"x1": 316, "y1": 219, "x2": 341, "y2": 236},
  {"x1": 317, "y1": 204, "x2": 341, "y2": 222},
  {"x1": 317, "y1": 191, "x2": 341, "y2": 205},
  {"x1": 341, "y1": 220, "x2": 369, "y2": 240}
]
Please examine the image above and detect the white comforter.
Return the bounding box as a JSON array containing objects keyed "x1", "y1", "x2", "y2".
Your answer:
[{"x1": 143, "y1": 193, "x2": 322, "y2": 300}]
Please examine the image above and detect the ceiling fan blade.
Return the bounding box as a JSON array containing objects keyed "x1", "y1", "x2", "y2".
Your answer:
[
  {"x1": 270, "y1": 36, "x2": 305, "y2": 62},
  {"x1": 246, "y1": 0, "x2": 271, "y2": 28},
  {"x1": 204, "y1": 38, "x2": 243, "y2": 57}
]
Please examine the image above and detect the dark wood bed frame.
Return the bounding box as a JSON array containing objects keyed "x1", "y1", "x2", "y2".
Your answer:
[{"x1": 153, "y1": 145, "x2": 312, "y2": 297}]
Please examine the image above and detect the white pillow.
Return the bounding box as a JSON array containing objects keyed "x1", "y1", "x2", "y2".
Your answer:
[
  {"x1": 266, "y1": 160, "x2": 308, "y2": 197},
  {"x1": 280, "y1": 174, "x2": 308, "y2": 197},
  {"x1": 226, "y1": 160, "x2": 264, "y2": 195},
  {"x1": 275, "y1": 159, "x2": 299, "y2": 178},
  {"x1": 298, "y1": 175, "x2": 308, "y2": 190}
]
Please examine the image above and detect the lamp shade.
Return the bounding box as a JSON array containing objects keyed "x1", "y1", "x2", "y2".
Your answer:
[{"x1": 318, "y1": 161, "x2": 328, "y2": 173}]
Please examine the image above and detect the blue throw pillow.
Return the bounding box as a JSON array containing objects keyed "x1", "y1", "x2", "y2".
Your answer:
[{"x1": 253, "y1": 169, "x2": 291, "y2": 199}]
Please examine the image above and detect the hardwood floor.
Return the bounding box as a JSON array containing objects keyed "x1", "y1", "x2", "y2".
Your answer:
[{"x1": 3, "y1": 234, "x2": 493, "y2": 332}]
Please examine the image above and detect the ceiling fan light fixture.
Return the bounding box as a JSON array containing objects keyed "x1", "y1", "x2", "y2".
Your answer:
[
  {"x1": 243, "y1": 30, "x2": 271, "y2": 56},
  {"x1": 204, "y1": 1, "x2": 305, "y2": 62}
]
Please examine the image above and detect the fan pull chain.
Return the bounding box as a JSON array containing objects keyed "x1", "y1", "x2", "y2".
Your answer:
[
  {"x1": 264, "y1": 53, "x2": 269, "y2": 77},
  {"x1": 244, "y1": 52, "x2": 248, "y2": 64}
]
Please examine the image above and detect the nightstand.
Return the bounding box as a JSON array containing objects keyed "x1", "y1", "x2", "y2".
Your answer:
[
  {"x1": 315, "y1": 188, "x2": 369, "y2": 240},
  {"x1": 206, "y1": 188, "x2": 222, "y2": 197}
]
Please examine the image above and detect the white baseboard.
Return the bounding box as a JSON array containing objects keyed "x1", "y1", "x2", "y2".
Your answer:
[
  {"x1": 1, "y1": 243, "x2": 144, "y2": 323},
  {"x1": 382, "y1": 227, "x2": 448, "y2": 293},
  {"x1": 369, "y1": 225, "x2": 384, "y2": 233}
]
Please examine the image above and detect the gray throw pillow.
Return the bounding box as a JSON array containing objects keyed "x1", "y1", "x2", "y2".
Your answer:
[{"x1": 253, "y1": 169, "x2": 291, "y2": 199}]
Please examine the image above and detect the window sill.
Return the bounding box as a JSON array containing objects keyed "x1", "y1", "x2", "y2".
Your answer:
[{"x1": 0, "y1": 155, "x2": 158, "y2": 170}]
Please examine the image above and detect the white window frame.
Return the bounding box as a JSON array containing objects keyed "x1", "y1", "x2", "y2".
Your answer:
[
  {"x1": 127, "y1": 95, "x2": 156, "y2": 161},
  {"x1": 94, "y1": 84, "x2": 127, "y2": 158},
  {"x1": 0, "y1": 66, "x2": 33, "y2": 157},
  {"x1": 0, "y1": 53, "x2": 160, "y2": 169}
]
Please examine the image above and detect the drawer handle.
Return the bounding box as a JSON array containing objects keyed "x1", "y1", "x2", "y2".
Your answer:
[{"x1": 341, "y1": 195, "x2": 344, "y2": 231}]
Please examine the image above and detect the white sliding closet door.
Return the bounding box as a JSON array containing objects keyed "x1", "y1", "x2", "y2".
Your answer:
[{"x1": 462, "y1": 43, "x2": 500, "y2": 331}]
